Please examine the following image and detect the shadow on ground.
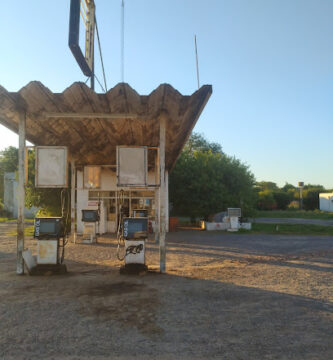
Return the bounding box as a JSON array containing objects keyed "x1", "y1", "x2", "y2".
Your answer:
[{"x1": 0, "y1": 225, "x2": 332, "y2": 359}]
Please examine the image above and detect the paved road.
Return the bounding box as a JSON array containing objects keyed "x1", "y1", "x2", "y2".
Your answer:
[
  {"x1": 167, "y1": 230, "x2": 333, "y2": 256},
  {"x1": 252, "y1": 217, "x2": 333, "y2": 227}
]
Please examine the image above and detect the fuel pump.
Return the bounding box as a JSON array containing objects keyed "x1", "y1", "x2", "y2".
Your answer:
[
  {"x1": 33, "y1": 189, "x2": 70, "y2": 265},
  {"x1": 81, "y1": 208, "x2": 100, "y2": 243},
  {"x1": 117, "y1": 191, "x2": 148, "y2": 273}
]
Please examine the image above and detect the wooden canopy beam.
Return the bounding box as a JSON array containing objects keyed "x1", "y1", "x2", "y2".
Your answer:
[{"x1": 43, "y1": 112, "x2": 139, "y2": 119}]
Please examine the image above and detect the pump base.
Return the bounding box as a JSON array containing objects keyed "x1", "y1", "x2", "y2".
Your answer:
[
  {"x1": 120, "y1": 263, "x2": 148, "y2": 275},
  {"x1": 29, "y1": 263, "x2": 67, "y2": 276}
]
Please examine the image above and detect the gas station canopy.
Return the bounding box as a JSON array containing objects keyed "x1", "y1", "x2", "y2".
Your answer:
[{"x1": 0, "y1": 82, "x2": 212, "y2": 169}]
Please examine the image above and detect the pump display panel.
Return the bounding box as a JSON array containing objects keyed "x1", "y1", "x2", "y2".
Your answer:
[
  {"x1": 82, "y1": 209, "x2": 100, "y2": 222},
  {"x1": 123, "y1": 218, "x2": 148, "y2": 239},
  {"x1": 34, "y1": 217, "x2": 64, "y2": 239},
  {"x1": 132, "y1": 209, "x2": 148, "y2": 218}
]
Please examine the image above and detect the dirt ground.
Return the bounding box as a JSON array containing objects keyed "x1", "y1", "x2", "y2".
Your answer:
[{"x1": 1, "y1": 223, "x2": 333, "y2": 359}]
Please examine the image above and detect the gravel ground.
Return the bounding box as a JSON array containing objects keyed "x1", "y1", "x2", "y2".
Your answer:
[{"x1": 1, "y1": 224, "x2": 333, "y2": 359}]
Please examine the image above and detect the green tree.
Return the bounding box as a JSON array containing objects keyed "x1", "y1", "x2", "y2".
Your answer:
[
  {"x1": 25, "y1": 149, "x2": 66, "y2": 216},
  {"x1": 0, "y1": 146, "x2": 65, "y2": 216},
  {"x1": 302, "y1": 185, "x2": 325, "y2": 210},
  {"x1": 169, "y1": 133, "x2": 256, "y2": 220},
  {"x1": 282, "y1": 182, "x2": 296, "y2": 192},
  {"x1": 272, "y1": 191, "x2": 293, "y2": 210},
  {"x1": 257, "y1": 190, "x2": 277, "y2": 210},
  {"x1": 0, "y1": 147, "x2": 19, "y2": 202},
  {"x1": 256, "y1": 181, "x2": 279, "y2": 192},
  {"x1": 184, "y1": 133, "x2": 223, "y2": 154}
]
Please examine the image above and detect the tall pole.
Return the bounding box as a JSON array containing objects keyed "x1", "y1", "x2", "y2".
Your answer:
[
  {"x1": 159, "y1": 113, "x2": 167, "y2": 273},
  {"x1": 70, "y1": 159, "x2": 77, "y2": 243},
  {"x1": 194, "y1": 35, "x2": 200, "y2": 90},
  {"x1": 17, "y1": 111, "x2": 26, "y2": 275},
  {"x1": 165, "y1": 171, "x2": 169, "y2": 232},
  {"x1": 91, "y1": 56, "x2": 95, "y2": 90},
  {"x1": 86, "y1": 0, "x2": 95, "y2": 90},
  {"x1": 155, "y1": 148, "x2": 160, "y2": 244},
  {"x1": 121, "y1": 0, "x2": 125, "y2": 82},
  {"x1": 90, "y1": 6, "x2": 95, "y2": 91}
]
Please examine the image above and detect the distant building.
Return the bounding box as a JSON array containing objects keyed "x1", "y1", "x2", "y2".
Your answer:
[
  {"x1": 319, "y1": 193, "x2": 333, "y2": 212},
  {"x1": 4, "y1": 172, "x2": 38, "y2": 218}
]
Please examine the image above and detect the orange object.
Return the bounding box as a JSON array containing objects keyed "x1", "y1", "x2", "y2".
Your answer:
[{"x1": 169, "y1": 217, "x2": 179, "y2": 232}]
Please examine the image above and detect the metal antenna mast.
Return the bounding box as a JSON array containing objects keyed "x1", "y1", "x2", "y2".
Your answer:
[
  {"x1": 194, "y1": 35, "x2": 200, "y2": 89},
  {"x1": 121, "y1": 0, "x2": 125, "y2": 82}
]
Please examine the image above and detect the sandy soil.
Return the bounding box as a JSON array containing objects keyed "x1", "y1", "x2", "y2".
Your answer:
[{"x1": 0, "y1": 224, "x2": 333, "y2": 359}]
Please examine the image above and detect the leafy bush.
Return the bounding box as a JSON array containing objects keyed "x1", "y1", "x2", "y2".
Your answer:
[
  {"x1": 170, "y1": 133, "x2": 256, "y2": 219},
  {"x1": 257, "y1": 190, "x2": 277, "y2": 210},
  {"x1": 273, "y1": 191, "x2": 293, "y2": 210}
]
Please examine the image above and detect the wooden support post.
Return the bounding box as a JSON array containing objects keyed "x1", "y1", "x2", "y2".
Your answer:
[
  {"x1": 155, "y1": 147, "x2": 160, "y2": 243},
  {"x1": 154, "y1": 187, "x2": 160, "y2": 243},
  {"x1": 17, "y1": 111, "x2": 26, "y2": 274},
  {"x1": 166, "y1": 170, "x2": 169, "y2": 232},
  {"x1": 71, "y1": 159, "x2": 77, "y2": 243},
  {"x1": 159, "y1": 113, "x2": 167, "y2": 273}
]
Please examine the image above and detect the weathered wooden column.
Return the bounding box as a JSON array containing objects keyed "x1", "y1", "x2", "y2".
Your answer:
[
  {"x1": 165, "y1": 170, "x2": 169, "y2": 232},
  {"x1": 154, "y1": 187, "x2": 160, "y2": 243},
  {"x1": 154, "y1": 147, "x2": 160, "y2": 243},
  {"x1": 159, "y1": 113, "x2": 167, "y2": 273},
  {"x1": 70, "y1": 159, "x2": 76, "y2": 243},
  {"x1": 17, "y1": 111, "x2": 26, "y2": 274}
]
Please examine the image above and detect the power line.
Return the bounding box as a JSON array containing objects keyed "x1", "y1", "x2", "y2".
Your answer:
[
  {"x1": 95, "y1": 15, "x2": 108, "y2": 92},
  {"x1": 194, "y1": 35, "x2": 200, "y2": 89},
  {"x1": 121, "y1": 0, "x2": 125, "y2": 82},
  {"x1": 94, "y1": 74, "x2": 106, "y2": 93}
]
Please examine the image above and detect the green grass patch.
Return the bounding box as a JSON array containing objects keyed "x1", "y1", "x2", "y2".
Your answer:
[
  {"x1": 247, "y1": 222, "x2": 333, "y2": 236},
  {"x1": 255, "y1": 210, "x2": 333, "y2": 220},
  {"x1": 0, "y1": 218, "x2": 34, "y2": 224},
  {"x1": 0, "y1": 217, "x2": 17, "y2": 223},
  {"x1": 6, "y1": 225, "x2": 34, "y2": 237}
]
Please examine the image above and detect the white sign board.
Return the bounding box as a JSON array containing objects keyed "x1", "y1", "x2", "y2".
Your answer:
[
  {"x1": 35, "y1": 146, "x2": 68, "y2": 188},
  {"x1": 117, "y1": 147, "x2": 147, "y2": 187},
  {"x1": 227, "y1": 208, "x2": 241, "y2": 218}
]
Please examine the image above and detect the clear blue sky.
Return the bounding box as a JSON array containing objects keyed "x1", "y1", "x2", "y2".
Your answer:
[{"x1": 1, "y1": 0, "x2": 332, "y2": 188}]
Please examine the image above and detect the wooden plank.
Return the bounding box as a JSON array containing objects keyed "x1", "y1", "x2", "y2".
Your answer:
[
  {"x1": 17, "y1": 111, "x2": 26, "y2": 275},
  {"x1": 44, "y1": 112, "x2": 138, "y2": 119}
]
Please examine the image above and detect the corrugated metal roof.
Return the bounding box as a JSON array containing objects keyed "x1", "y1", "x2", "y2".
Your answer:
[{"x1": 0, "y1": 81, "x2": 212, "y2": 169}]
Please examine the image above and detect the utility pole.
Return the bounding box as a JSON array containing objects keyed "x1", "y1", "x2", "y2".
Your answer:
[
  {"x1": 121, "y1": 0, "x2": 125, "y2": 82},
  {"x1": 194, "y1": 35, "x2": 200, "y2": 89}
]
